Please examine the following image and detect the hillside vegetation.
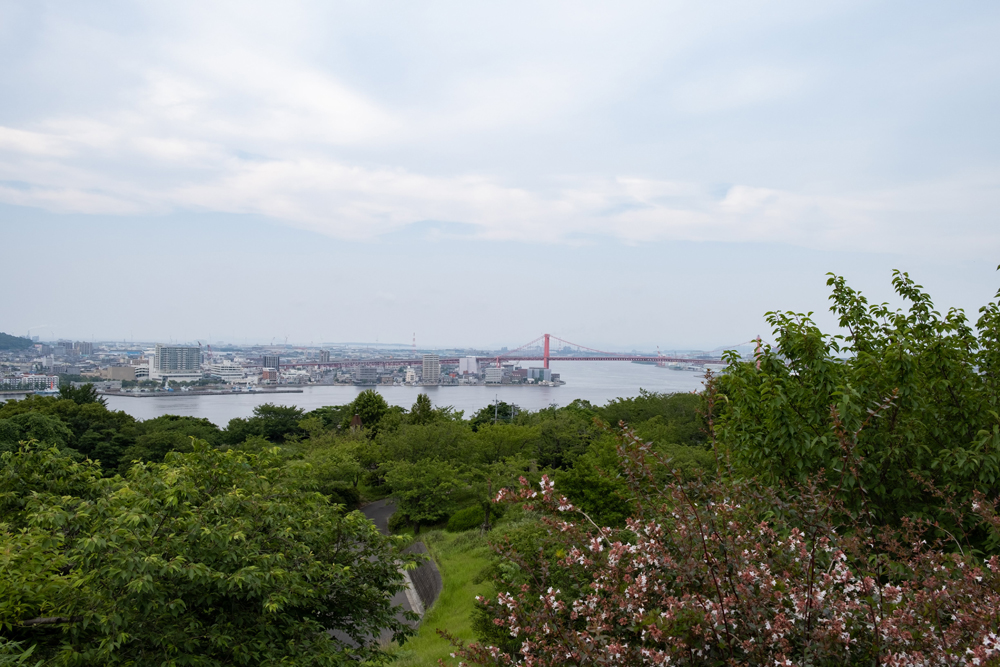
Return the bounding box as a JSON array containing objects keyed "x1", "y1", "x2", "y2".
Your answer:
[
  {"x1": 0, "y1": 332, "x2": 32, "y2": 351},
  {"x1": 2, "y1": 270, "x2": 999, "y2": 665}
]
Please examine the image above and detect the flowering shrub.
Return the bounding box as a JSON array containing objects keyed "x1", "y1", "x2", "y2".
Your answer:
[{"x1": 447, "y1": 426, "x2": 1000, "y2": 667}]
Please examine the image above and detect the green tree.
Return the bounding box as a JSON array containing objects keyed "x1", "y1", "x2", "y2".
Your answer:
[
  {"x1": 534, "y1": 410, "x2": 594, "y2": 469},
  {"x1": 137, "y1": 414, "x2": 222, "y2": 445},
  {"x1": 0, "y1": 413, "x2": 75, "y2": 453},
  {"x1": 0, "y1": 443, "x2": 413, "y2": 665},
  {"x1": 249, "y1": 403, "x2": 305, "y2": 442},
  {"x1": 378, "y1": 421, "x2": 474, "y2": 465},
  {"x1": 341, "y1": 390, "x2": 390, "y2": 434},
  {"x1": 717, "y1": 270, "x2": 1000, "y2": 528},
  {"x1": 472, "y1": 423, "x2": 538, "y2": 465},
  {"x1": 224, "y1": 403, "x2": 304, "y2": 445},
  {"x1": 304, "y1": 404, "x2": 353, "y2": 430},
  {"x1": 469, "y1": 401, "x2": 519, "y2": 431},
  {"x1": 57, "y1": 384, "x2": 106, "y2": 407},
  {"x1": 383, "y1": 458, "x2": 462, "y2": 533},
  {"x1": 600, "y1": 390, "x2": 703, "y2": 445},
  {"x1": 408, "y1": 393, "x2": 435, "y2": 425},
  {"x1": 0, "y1": 396, "x2": 137, "y2": 471},
  {"x1": 289, "y1": 431, "x2": 365, "y2": 495}
]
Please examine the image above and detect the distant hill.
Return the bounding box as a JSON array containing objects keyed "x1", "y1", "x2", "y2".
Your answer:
[{"x1": 0, "y1": 332, "x2": 33, "y2": 351}]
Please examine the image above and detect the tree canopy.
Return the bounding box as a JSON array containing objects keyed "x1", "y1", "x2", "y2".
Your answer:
[
  {"x1": 717, "y1": 270, "x2": 1000, "y2": 528},
  {"x1": 0, "y1": 332, "x2": 32, "y2": 351},
  {"x1": 0, "y1": 443, "x2": 413, "y2": 665}
]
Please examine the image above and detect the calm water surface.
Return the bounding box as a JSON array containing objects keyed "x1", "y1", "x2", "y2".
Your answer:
[{"x1": 102, "y1": 361, "x2": 709, "y2": 426}]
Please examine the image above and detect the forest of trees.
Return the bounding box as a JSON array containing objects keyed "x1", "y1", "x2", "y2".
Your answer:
[
  {"x1": 2, "y1": 270, "x2": 1000, "y2": 665},
  {"x1": 0, "y1": 332, "x2": 32, "y2": 351}
]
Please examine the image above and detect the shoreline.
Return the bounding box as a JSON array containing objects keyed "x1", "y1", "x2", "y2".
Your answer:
[{"x1": 103, "y1": 389, "x2": 305, "y2": 398}]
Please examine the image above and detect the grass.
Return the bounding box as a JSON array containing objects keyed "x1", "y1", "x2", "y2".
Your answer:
[{"x1": 388, "y1": 529, "x2": 493, "y2": 667}]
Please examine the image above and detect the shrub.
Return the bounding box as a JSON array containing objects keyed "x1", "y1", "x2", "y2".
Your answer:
[
  {"x1": 325, "y1": 484, "x2": 361, "y2": 509},
  {"x1": 448, "y1": 426, "x2": 1000, "y2": 666},
  {"x1": 447, "y1": 505, "x2": 486, "y2": 532},
  {"x1": 388, "y1": 509, "x2": 409, "y2": 533}
]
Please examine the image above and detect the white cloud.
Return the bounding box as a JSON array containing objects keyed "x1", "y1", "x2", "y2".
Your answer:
[
  {"x1": 1, "y1": 0, "x2": 998, "y2": 261},
  {"x1": 2, "y1": 114, "x2": 994, "y2": 256},
  {"x1": 0, "y1": 127, "x2": 73, "y2": 157}
]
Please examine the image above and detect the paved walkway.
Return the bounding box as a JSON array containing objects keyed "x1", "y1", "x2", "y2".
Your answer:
[
  {"x1": 362, "y1": 497, "x2": 397, "y2": 535},
  {"x1": 360, "y1": 499, "x2": 442, "y2": 643}
]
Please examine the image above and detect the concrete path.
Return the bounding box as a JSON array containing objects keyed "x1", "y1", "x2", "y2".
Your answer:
[
  {"x1": 360, "y1": 499, "x2": 416, "y2": 643},
  {"x1": 360, "y1": 499, "x2": 443, "y2": 629},
  {"x1": 362, "y1": 497, "x2": 397, "y2": 535}
]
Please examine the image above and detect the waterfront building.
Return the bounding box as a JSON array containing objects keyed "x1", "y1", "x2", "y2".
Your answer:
[
  {"x1": 526, "y1": 367, "x2": 552, "y2": 382},
  {"x1": 152, "y1": 344, "x2": 203, "y2": 382},
  {"x1": 262, "y1": 355, "x2": 281, "y2": 370},
  {"x1": 422, "y1": 354, "x2": 440, "y2": 385},
  {"x1": 209, "y1": 361, "x2": 245, "y2": 382},
  {"x1": 0, "y1": 374, "x2": 59, "y2": 390},
  {"x1": 102, "y1": 366, "x2": 136, "y2": 381},
  {"x1": 154, "y1": 345, "x2": 201, "y2": 373},
  {"x1": 72, "y1": 380, "x2": 121, "y2": 391},
  {"x1": 353, "y1": 366, "x2": 377, "y2": 383},
  {"x1": 458, "y1": 356, "x2": 479, "y2": 376},
  {"x1": 484, "y1": 367, "x2": 503, "y2": 384},
  {"x1": 405, "y1": 367, "x2": 418, "y2": 384}
]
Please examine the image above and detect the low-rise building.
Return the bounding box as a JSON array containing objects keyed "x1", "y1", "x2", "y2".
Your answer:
[
  {"x1": 72, "y1": 380, "x2": 122, "y2": 392},
  {"x1": 0, "y1": 374, "x2": 59, "y2": 390},
  {"x1": 484, "y1": 367, "x2": 503, "y2": 384},
  {"x1": 103, "y1": 366, "x2": 136, "y2": 381},
  {"x1": 353, "y1": 366, "x2": 377, "y2": 383},
  {"x1": 526, "y1": 367, "x2": 552, "y2": 382},
  {"x1": 209, "y1": 361, "x2": 245, "y2": 382}
]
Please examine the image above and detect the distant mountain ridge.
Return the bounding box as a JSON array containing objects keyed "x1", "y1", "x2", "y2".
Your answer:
[{"x1": 0, "y1": 332, "x2": 33, "y2": 350}]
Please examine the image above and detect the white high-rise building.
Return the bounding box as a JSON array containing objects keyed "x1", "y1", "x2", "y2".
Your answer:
[
  {"x1": 152, "y1": 344, "x2": 202, "y2": 381},
  {"x1": 422, "y1": 354, "x2": 440, "y2": 385},
  {"x1": 154, "y1": 345, "x2": 201, "y2": 373},
  {"x1": 458, "y1": 356, "x2": 479, "y2": 376}
]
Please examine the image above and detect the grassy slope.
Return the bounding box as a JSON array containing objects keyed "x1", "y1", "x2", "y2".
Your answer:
[{"x1": 389, "y1": 530, "x2": 492, "y2": 667}]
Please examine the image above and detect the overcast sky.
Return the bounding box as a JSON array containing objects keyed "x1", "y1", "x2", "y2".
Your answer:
[{"x1": 2, "y1": 1, "x2": 999, "y2": 350}]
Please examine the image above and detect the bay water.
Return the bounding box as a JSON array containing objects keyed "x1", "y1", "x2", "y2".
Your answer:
[{"x1": 100, "y1": 361, "x2": 708, "y2": 426}]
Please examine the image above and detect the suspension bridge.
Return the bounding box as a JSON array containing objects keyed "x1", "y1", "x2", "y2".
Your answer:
[{"x1": 278, "y1": 333, "x2": 742, "y2": 370}]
